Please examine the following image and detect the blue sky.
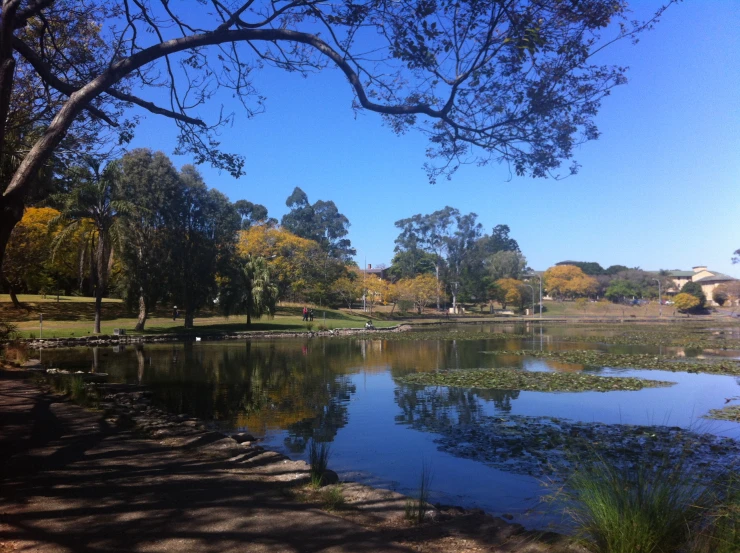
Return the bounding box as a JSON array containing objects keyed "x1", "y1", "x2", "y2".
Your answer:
[{"x1": 128, "y1": 1, "x2": 740, "y2": 276}]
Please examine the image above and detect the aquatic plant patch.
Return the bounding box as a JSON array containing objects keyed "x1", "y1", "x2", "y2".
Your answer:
[
  {"x1": 705, "y1": 405, "x2": 740, "y2": 423},
  {"x1": 488, "y1": 350, "x2": 740, "y2": 376},
  {"x1": 372, "y1": 323, "x2": 740, "y2": 350},
  {"x1": 396, "y1": 368, "x2": 672, "y2": 392},
  {"x1": 395, "y1": 408, "x2": 740, "y2": 480}
]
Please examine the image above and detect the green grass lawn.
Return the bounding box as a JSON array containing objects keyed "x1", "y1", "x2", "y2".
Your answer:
[{"x1": 0, "y1": 296, "x2": 396, "y2": 338}]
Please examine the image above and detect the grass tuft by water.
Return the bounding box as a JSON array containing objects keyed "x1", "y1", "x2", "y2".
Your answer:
[
  {"x1": 557, "y1": 453, "x2": 740, "y2": 553},
  {"x1": 405, "y1": 462, "x2": 433, "y2": 525},
  {"x1": 308, "y1": 439, "x2": 331, "y2": 488},
  {"x1": 321, "y1": 485, "x2": 345, "y2": 511}
]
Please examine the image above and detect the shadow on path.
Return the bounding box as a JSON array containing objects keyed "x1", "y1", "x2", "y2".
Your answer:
[{"x1": 0, "y1": 372, "x2": 412, "y2": 553}]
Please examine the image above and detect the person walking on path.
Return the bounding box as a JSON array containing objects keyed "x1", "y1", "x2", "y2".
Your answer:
[{"x1": 302, "y1": 306, "x2": 308, "y2": 321}]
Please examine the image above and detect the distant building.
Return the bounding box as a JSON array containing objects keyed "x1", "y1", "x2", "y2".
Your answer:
[
  {"x1": 364, "y1": 264, "x2": 389, "y2": 281},
  {"x1": 665, "y1": 266, "x2": 738, "y2": 305}
]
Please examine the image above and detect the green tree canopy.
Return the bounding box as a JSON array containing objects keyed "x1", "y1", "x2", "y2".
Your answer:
[
  {"x1": 281, "y1": 187, "x2": 355, "y2": 261},
  {"x1": 112, "y1": 149, "x2": 183, "y2": 330},
  {"x1": 556, "y1": 261, "x2": 605, "y2": 275},
  {"x1": 680, "y1": 281, "x2": 706, "y2": 309}
]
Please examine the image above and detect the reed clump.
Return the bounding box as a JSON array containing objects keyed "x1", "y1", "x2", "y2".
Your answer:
[
  {"x1": 308, "y1": 439, "x2": 331, "y2": 488},
  {"x1": 561, "y1": 454, "x2": 740, "y2": 553},
  {"x1": 404, "y1": 462, "x2": 433, "y2": 525}
]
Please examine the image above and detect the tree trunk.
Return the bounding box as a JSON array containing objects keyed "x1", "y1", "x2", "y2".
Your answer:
[
  {"x1": 2, "y1": 276, "x2": 22, "y2": 309},
  {"x1": 184, "y1": 309, "x2": 194, "y2": 328},
  {"x1": 246, "y1": 311, "x2": 252, "y2": 326},
  {"x1": 7, "y1": 282, "x2": 21, "y2": 309},
  {"x1": 435, "y1": 264, "x2": 440, "y2": 311},
  {"x1": 93, "y1": 231, "x2": 109, "y2": 334},
  {"x1": 0, "y1": 194, "x2": 24, "y2": 282},
  {"x1": 134, "y1": 292, "x2": 148, "y2": 331}
]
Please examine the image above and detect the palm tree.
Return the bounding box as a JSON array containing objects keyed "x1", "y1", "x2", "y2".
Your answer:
[
  {"x1": 49, "y1": 159, "x2": 133, "y2": 333},
  {"x1": 222, "y1": 255, "x2": 278, "y2": 326}
]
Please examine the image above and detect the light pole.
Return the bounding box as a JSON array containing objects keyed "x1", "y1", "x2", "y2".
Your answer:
[{"x1": 653, "y1": 278, "x2": 662, "y2": 318}]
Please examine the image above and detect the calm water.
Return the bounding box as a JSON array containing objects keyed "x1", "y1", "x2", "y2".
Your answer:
[{"x1": 39, "y1": 325, "x2": 740, "y2": 529}]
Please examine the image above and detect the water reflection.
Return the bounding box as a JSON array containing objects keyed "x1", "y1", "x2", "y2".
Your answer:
[{"x1": 37, "y1": 330, "x2": 740, "y2": 528}]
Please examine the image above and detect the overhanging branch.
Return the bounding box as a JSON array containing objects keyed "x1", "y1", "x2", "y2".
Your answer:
[{"x1": 13, "y1": 37, "x2": 117, "y2": 126}]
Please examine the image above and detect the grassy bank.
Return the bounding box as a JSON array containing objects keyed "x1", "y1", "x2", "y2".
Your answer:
[{"x1": 1, "y1": 296, "x2": 395, "y2": 338}]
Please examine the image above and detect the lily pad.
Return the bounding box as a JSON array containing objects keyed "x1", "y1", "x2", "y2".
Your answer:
[
  {"x1": 395, "y1": 367, "x2": 672, "y2": 392},
  {"x1": 486, "y1": 350, "x2": 740, "y2": 376},
  {"x1": 705, "y1": 405, "x2": 740, "y2": 423}
]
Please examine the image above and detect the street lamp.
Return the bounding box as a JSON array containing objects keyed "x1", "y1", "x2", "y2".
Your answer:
[{"x1": 652, "y1": 278, "x2": 662, "y2": 318}]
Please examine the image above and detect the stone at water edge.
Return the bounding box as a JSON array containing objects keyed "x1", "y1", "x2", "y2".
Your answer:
[
  {"x1": 232, "y1": 432, "x2": 257, "y2": 444},
  {"x1": 320, "y1": 470, "x2": 340, "y2": 486}
]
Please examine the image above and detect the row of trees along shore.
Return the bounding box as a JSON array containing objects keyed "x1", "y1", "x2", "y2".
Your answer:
[{"x1": 6, "y1": 150, "x2": 738, "y2": 334}]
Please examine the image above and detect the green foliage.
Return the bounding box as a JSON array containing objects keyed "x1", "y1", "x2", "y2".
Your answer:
[
  {"x1": 234, "y1": 200, "x2": 269, "y2": 230},
  {"x1": 48, "y1": 158, "x2": 135, "y2": 333},
  {"x1": 681, "y1": 282, "x2": 707, "y2": 308},
  {"x1": 556, "y1": 261, "x2": 605, "y2": 275},
  {"x1": 604, "y1": 280, "x2": 639, "y2": 303},
  {"x1": 563, "y1": 457, "x2": 708, "y2": 553},
  {"x1": 171, "y1": 166, "x2": 241, "y2": 328},
  {"x1": 112, "y1": 149, "x2": 184, "y2": 329},
  {"x1": 691, "y1": 475, "x2": 740, "y2": 553},
  {"x1": 713, "y1": 289, "x2": 728, "y2": 306},
  {"x1": 281, "y1": 187, "x2": 355, "y2": 261},
  {"x1": 486, "y1": 250, "x2": 527, "y2": 282},
  {"x1": 561, "y1": 456, "x2": 737, "y2": 553},
  {"x1": 478, "y1": 224, "x2": 520, "y2": 255},
  {"x1": 221, "y1": 255, "x2": 278, "y2": 326},
  {"x1": 605, "y1": 265, "x2": 630, "y2": 275},
  {"x1": 387, "y1": 250, "x2": 437, "y2": 281},
  {"x1": 0, "y1": 321, "x2": 19, "y2": 340},
  {"x1": 674, "y1": 292, "x2": 701, "y2": 313}
]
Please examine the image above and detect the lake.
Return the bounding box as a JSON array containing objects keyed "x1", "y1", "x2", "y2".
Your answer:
[{"x1": 38, "y1": 323, "x2": 740, "y2": 530}]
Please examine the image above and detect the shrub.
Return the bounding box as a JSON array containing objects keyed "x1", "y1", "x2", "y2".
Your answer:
[
  {"x1": 681, "y1": 282, "x2": 706, "y2": 308},
  {"x1": 0, "y1": 321, "x2": 19, "y2": 340},
  {"x1": 3, "y1": 343, "x2": 29, "y2": 363},
  {"x1": 305, "y1": 322, "x2": 314, "y2": 331},
  {"x1": 713, "y1": 289, "x2": 728, "y2": 306},
  {"x1": 674, "y1": 293, "x2": 701, "y2": 313},
  {"x1": 317, "y1": 323, "x2": 329, "y2": 331}
]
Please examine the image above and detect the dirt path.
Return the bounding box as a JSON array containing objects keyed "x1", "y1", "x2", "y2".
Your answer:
[
  {"x1": 0, "y1": 371, "x2": 417, "y2": 553},
  {"x1": 0, "y1": 371, "x2": 579, "y2": 553}
]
